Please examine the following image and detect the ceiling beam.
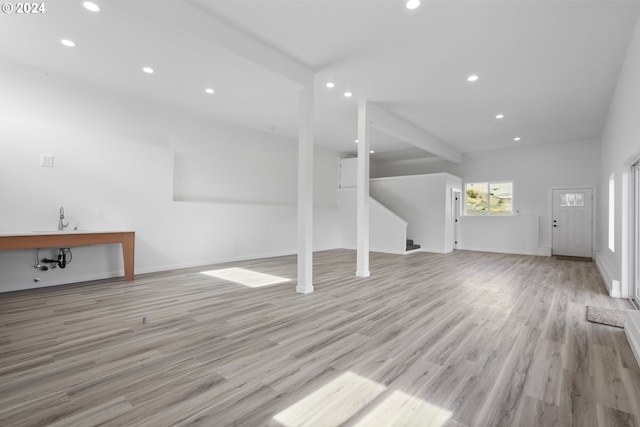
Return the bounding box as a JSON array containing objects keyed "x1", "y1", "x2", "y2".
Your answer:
[
  {"x1": 367, "y1": 103, "x2": 462, "y2": 164},
  {"x1": 115, "y1": 1, "x2": 314, "y2": 87}
]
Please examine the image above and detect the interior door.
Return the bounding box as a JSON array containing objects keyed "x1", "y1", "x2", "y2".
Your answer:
[
  {"x1": 552, "y1": 188, "x2": 593, "y2": 257},
  {"x1": 453, "y1": 190, "x2": 461, "y2": 249}
]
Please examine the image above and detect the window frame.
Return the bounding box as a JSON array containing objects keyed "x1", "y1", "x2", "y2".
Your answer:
[{"x1": 464, "y1": 181, "x2": 514, "y2": 216}]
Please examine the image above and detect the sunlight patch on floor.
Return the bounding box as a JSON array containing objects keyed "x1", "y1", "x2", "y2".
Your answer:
[
  {"x1": 200, "y1": 267, "x2": 291, "y2": 288},
  {"x1": 273, "y1": 371, "x2": 452, "y2": 427},
  {"x1": 273, "y1": 372, "x2": 385, "y2": 427},
  {"x1": 354, "y1": 390, "x2": 452, "y2": 426}
]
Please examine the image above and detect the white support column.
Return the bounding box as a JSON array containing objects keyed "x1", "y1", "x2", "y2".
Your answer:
[
  {"x1": 297, "y1": 85, "x2": 314, "y2": 294},
  {"x1": 356, "y1": 101, "x2": 371, "y2": 277}
]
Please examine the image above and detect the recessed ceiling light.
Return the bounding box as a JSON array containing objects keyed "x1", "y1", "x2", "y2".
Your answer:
[
  {"x1": 142, "y1": 67, "x2": 154, "y2": 74},
  {"x1": 467, "y1": 75, "x2": 479, "y2": 82},
  {"x1": 326, "y1": 82, "x2": 335, "y2": 88},
  {"x1": 354, "y1": 139, "x2": 359, "y2": 143},
  {"x1": 406, "y1": 0, "x2": 420, "y2": 10},
  {"x1": 205, "y1": 88, "x2": 214, "y2": 94},
  {"x1": 496, "y1": 114, "x2": 504, "y2": 119},
  {"x1": 370, "y1": 150, "x2": 375, "y2": 154},
  {"x1": 514, "y1": 137, "x2": 521, "y2": 141},
  {"x1": 344, "y1": 92, "x2": 353, "y2": 98},
  {"x1": 60, "y1": 39, "x2": 75, "y2": 47},
  {"x1": 83, "y1": 1, "x2": 100, "y2": 12}
]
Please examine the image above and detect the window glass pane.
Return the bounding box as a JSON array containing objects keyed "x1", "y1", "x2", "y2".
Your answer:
[
  {"x1": 560, "y1": 194, "x2": 568, "y2": 206},
  {"x1": 466, "y1": 183, "x2": 488, "y2": 215},
  {"x1": 489, "y1": 182, "x2": 513, "y2": 215},
  {"x1": 575, "y1": 192, "x2": 584, "y2": 207},
  {"x1": 567, "y1": 193, "x2": 576, "y2": 206}
]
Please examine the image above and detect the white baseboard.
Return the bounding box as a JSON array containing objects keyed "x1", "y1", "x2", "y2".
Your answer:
[
  {"x1": 2, "y1": 270, "x2": 126, "y2": 293},
  {"x1": 340, "y1": 245, "x2": 406, "y2": 255},
  {"x1": 2, "y1": 246, "x2": 342, "y2": 293},
  {"x1": 345, "y1": 245, "x2": 550, "y2": 257},
  {"x1": 137, "y1": 251, "x2": 295, "y2": 275},
  {"x1": 372, "y1": 248, "x2": 406, "y2": 255},
  {"x1": 404, "y1": 248, "x2": 423, "y2": 255},
  {"x1": 415, "y1": 246, "x2": 447, "y2": 254},
  {"x1": 594, "y1": 251, "x2": 621, "y2": 297},
  {"x1": 625, "y1": 310, "x2": 640, "y2": 368},
  {"x1": 136, "y1": 245, "x2": 341, "y2": 275},
  {"x1": 458, "y1": 245, "x2": 551, "y2": 257}
]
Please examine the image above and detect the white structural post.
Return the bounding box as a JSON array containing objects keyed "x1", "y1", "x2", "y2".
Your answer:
[
  {"x1": 297, "y1": 85, "x2": 314, "y2": 293},
  {"x1": 356, "y1": 101, "x2": 371, "y2": 277}
]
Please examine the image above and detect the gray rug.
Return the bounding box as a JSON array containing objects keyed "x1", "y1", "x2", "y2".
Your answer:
[{"x1": 587, "y1": 306, "x2": 626, "y2": 328}]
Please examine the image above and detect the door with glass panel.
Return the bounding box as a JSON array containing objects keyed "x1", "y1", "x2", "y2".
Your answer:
[
  {"x1": 453, "y1": 189, "x2": 461, "y2": 249},
  {"x1": 552, "y1": 188, "x2": 593, "y2": 257}
]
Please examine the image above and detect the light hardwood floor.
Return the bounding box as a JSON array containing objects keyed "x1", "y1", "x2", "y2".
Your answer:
[{"x1": 1, "y1": 249, "x2": 638, "y2": 426}]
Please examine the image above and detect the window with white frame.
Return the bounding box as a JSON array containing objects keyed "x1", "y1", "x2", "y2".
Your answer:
[{"x1": 465, "y1": 182, "x2": 513, "y2": 216}]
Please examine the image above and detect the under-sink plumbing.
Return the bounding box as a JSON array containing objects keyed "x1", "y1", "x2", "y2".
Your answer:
[
  {"x1": 33, "y1": 248, "x2": 49, "y2": 271},
  {"x1": 58, "y1": 206, "x2": 69, "y2": 231},
  {"x1": 36, "y1": 247, "x2": 72, "y2": 269}
]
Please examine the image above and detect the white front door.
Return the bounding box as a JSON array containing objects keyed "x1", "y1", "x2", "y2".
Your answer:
[{"x1": 552, "y1": 188, "x2": 593, "y2": 257}]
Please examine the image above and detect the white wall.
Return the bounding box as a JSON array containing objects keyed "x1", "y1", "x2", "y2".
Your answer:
[
  {"x1": 598, "y1": 13, "x2": 640, "y2": 298},
  {"x1": 462, "y1": 139, "x2": 600, "y2": 253},
  {"x1": 174, "y1": 118, "x2": 339, "y2": 208},
  {"x1": 339, "y1": 157, "x2": 384, "y2": 189},
  {"x1": 376, "y1": 139, "x2": 600, "y2": 254},
  {"x1": 459, "y1": 215, "x2": 543, "y2": 256},
  {"x1": 374, "y1": 157, "x2": 464, "y2": 179},
  {"x1": 0, "y1": 60, "x2": 341, "y2": 292},
  {"x1": 369, "y1": 173, "x2": 462, "y2": 253},
  {"x1": 339, "y1": 157, "x2": 358, "y2": 189}
]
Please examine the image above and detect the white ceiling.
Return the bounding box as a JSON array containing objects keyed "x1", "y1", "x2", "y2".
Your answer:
[{"x1": 1, "y1": 0, "x2": 639, "y2": 161}]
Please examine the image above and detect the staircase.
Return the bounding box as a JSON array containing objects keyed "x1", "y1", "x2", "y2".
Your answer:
[
  {"x1": 337, "y1": 188, "x2": 419, "y2": 255},
  {"x1": 406, "y1": 239, "x2": 421, "y2": 252}
]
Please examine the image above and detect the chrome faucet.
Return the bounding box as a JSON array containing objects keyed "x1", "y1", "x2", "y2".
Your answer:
[{"x1": 58, "y1": 206, "x2": 69, "y2": 231}]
